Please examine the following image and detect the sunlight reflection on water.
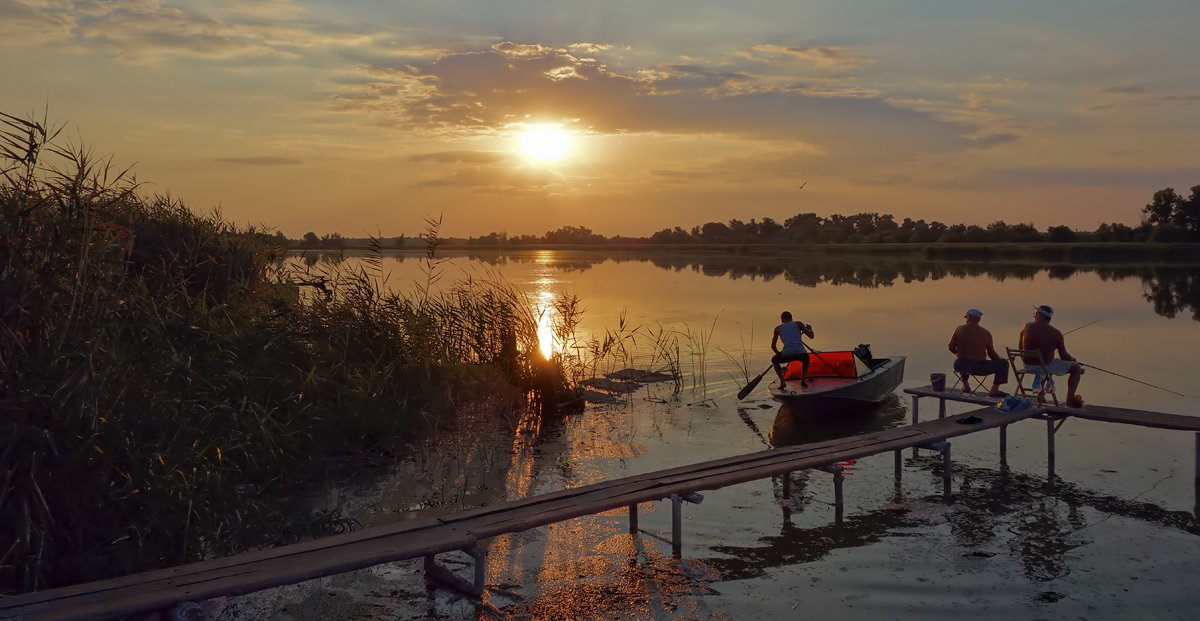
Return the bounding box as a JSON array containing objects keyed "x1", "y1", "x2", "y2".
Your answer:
[{"x1": 217, "y1": 250, "x2": 1200, "y2": 620}]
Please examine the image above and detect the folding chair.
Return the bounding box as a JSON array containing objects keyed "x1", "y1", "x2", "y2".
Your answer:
[
  {"x1": 1005, "y1": 347, "x2": 1058, "y2": 405},
  {"x1": 950, "y1": 371, "x2": 988, "y2": 394}
]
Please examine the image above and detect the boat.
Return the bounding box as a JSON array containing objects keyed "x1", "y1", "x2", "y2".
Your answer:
[{"x1": 767, "y1": 345, "x2": 905, "y2": 413}]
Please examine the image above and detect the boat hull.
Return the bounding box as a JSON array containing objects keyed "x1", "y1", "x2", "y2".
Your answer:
[{"x1": 768, "y1": 356, "x2": 906, "y2": 414}]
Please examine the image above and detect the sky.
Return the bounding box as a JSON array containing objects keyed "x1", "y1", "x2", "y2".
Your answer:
[{"x1": 3, "y1": 0, "x2": 1199, "y2": 239}]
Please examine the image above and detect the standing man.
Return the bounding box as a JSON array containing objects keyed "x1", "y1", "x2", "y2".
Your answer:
[
  {"x1": 1019, "y1": 304, "x2": 1084, "y2": 405},
  {"x1": 947, "y1": 308, "x2": 1008, "y2": 396},
  {"x1": 771, "y1": 311, "x2": 815, "y2": 389}
]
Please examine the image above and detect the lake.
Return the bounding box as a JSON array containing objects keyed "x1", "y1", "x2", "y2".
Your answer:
[{"x1": 215, "y1": 250, "x2": 1200, "y2": 620}]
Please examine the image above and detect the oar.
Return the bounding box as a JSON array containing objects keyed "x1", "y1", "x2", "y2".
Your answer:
[
  {"x1": 737, "y1": 366, "x2": 773, "y2": 400},
  {"x1": 1079, "y1": 363, "x2": 1190, "y2": 397}
]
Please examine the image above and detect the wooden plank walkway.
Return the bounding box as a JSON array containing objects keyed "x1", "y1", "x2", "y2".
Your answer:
[
  {"x1": 0, "y1": 405, "x2": 1036, "y2": 621},
  {"x1": 904, "y1": 385, "x2": 1200, "y2": 431},
  {"x1": 905, "y1": 384, "x2": 1200, "y2": 527}
]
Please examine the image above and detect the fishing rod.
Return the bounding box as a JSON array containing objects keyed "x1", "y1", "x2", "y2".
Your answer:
[
  {"x1": 1063, "y1": 319, "x2": 1101, "y2": 336},
  {"x1": 1079, "y1": 363, "x2": 1190, "y2": 397}
]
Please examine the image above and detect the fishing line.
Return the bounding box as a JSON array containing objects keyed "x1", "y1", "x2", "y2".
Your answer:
[{"x1": 1079, "y1": 363, "x2": 1191, "y2": 397}]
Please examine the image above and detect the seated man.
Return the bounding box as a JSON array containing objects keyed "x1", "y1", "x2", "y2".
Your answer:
[
  {"x1": 1019, "y1": 304, "x2": 1083, "y2": 405},
  {"x1": 771, "y1": 310, "x2": 815, "y2": 389},
  {"x1": 948, "y1": 308, "x2": 1008, "y2": 396}
]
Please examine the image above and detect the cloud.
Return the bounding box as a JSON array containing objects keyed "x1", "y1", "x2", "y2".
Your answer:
[
  {"x1": 338, "y1": 41, "x2": 984, "y2": 163},
  {"x1": 414, "y1": 165, "x2": 562, "y2": 195},
  {"x1": 1099, "y1": 84, "x2": 1147, "y2": 95},
  {"x1": 899, "y1": 165, "x2": 1200, "y2": 190},
  {"x1": 1087, "y1": 90, "x2": 1200, "y2": 113},
  {"x1": 743, "y1": 44, "x2": 874, "y2": 70},
  {"x1": 215, "y1": 156, "x2": 302, "y2": 166},
  {"x1": 410, "y1": 150, "x2": 509, "y2": 164},
  {"x1": 0, "y1": 0, "x2": 75, "y2": 46},
  {"x1": 5, "y1": 0, "x2": 381, "y2": 64}
]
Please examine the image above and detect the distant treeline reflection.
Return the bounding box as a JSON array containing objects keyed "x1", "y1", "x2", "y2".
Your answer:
[{"x1": 298, "y1": 251, "x2": 1200, "y2": 321}]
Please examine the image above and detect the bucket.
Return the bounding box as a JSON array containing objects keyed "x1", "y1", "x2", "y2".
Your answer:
[{"x1": 930, "y1": 373, "x2": 946, "y2": 392}]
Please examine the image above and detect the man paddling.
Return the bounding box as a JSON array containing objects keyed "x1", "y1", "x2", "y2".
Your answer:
[
  {"x1": 947, "y1": 308, "x2": 1008, "y2": 396},
  {"x1": 1019, "y1": 304, "x2": 1084, "y2": 406},
  {"x1": 771, "y1": 311, "x2": 815, "y2": 389}
]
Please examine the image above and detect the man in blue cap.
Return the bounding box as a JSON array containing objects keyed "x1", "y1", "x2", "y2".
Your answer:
[{"x1": 948, "y1": 308, "x2": 1008, "y2": 396}]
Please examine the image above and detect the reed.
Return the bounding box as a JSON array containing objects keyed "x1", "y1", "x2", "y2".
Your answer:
[{"x1": 0, "y1": 112, "x2": 551, "y2": 593}]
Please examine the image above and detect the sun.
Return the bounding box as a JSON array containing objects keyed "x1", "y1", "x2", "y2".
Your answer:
[{"x1": 521, "y1": 126, "x2": 570, "y2": 163}]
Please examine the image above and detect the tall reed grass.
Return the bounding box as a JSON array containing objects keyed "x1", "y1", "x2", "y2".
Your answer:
[{"x1": 0, "y1": 112, "x2": 557, "y2": 593}]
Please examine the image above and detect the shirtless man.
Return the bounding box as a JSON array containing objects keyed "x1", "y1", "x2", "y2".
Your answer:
[
  {"x1": 771, "y1": 311, "x2": 815, "y2": 389},
  {"x1": 947, "y1": 308, "x2": 1008, "y2": 396},
  {"x1": 1019, "y1": 304, "x2": 1083, "y2": 404}
]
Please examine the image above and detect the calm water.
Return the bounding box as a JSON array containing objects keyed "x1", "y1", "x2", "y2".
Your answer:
[{"x1": 217, "y1": 251, "x2": 1200, "y2": 620}]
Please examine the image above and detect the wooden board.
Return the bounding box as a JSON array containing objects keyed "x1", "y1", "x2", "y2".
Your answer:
[
  {"x1": 1046, "y1": 403, "x2": 1200, "y2": 431},
  {"x1": 1, "y1": 526, "x2": 474, "y2": 621},
  {"x1": 0, "y1": 400, "x2": 1098, "y2": 621},
  {"x1": 909, "y1": 384, "x2": 1200, "y2": 431}
]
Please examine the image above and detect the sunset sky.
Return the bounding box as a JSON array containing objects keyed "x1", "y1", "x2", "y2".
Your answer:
[{"x1": 3, "y1": 0, "x2": 1199, "y2": 238}]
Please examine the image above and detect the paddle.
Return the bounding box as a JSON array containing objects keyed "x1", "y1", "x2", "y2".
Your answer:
[
  {"x1": 737, "y1": 366, "x2": 773, "y2": 400},
  {"x1": 739, "y1": 340, "x2": 826, "y2": 400}
]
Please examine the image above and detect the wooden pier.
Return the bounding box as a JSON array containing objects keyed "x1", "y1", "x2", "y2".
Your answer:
[{"x1": 2, "y1": 388, "x2": 1197, "y2": 621}]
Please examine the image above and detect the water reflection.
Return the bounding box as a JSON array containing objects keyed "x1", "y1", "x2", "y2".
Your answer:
[
  {"x1": 368, "y1": 250, "x2": 1200, "y2": 321},
  {"x1": 702, "y1": 457, "x2": 1200, "y2": 584},
  {"x1": 767, "y1": 397, "x2": 908, "y2": 447}
]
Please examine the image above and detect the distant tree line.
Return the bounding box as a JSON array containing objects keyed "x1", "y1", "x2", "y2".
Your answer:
[
  {"x1": 467, "y1": 185, "x2": 1200, "y2": 246},
  {"x1": 296, "y1": 185, "x2": 1200, "y2": 247}
]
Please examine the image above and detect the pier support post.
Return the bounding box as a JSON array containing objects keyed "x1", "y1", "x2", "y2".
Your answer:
[
  {"x1": 821, "y1": 465, "x2": 845, "y2": 524},
  {"x1": 999, "y1": 425, "x2": 1008, "y2": 470},
  {"x1": 628, "y1": 503, "x2": 638, "y2": 534},
  {"x1": 938, "y1": 398, "x2": 946, "y2": 419},
  {"x1": 911, "y1": 396, "x2": 920, "y2": 457},
  {"x1": 666, "y1": 493, "x2": 704, "y2": 558},
  {"x1": 1194, "y1": 432, "x2": 1199, "y2": 519},
  {"x1": 942, "y1": 442, "x2": 952, "y2": 500},
  {"x1": 782, "y1": 472, "x2": 791, "y2": 500},
  {"x1": 671, "y1": 494, "x2": 682, "y2": 557},
  {"x1": 1046, "y1": 416, "x2": 1057, "y2": 482},
  {"x1": 424, "y1": 545, "x2": 487, "y2": 597},
  {"x1": 920, "y1": 441, "x2": 951, "y2": 501},
  {"x1": 894, "y1": 449, "x2": 902, "y2": 481}
]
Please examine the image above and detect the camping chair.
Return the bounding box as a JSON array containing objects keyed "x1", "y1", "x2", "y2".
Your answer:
[
  {"x1": 950, "y1": 371, "x2": 988, "y2": 394},
  {"x1": 1005, "y1": 347, "x2": 1058, "y2": 406}
]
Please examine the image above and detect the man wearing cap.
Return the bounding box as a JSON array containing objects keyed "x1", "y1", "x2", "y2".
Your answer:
[
  {"x1": 1019, "y1": 304, "x2": 1083, "y2": 405},
  {"x1": 948, "y1": 308, "x2": 1008, "y2": 396}
]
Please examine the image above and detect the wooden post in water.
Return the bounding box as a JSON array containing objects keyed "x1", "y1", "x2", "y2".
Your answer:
[
  {"x1": 911, "y1": 395, "x2": 920, "y2": 457},
  {"x1": 671, "y1": 494, "x2": 683, "y2": 557},
  {"x1": 628, "y1": 503, "x2": 638, "y2": 534},
  {"x1": 1046, "y1": 416, "x2": 1056, "y2": 482},
  {"x1": 999, "y1": 425, "x2": 1008, "y2": 469},
  {"x1": 821, "y1": 465, "x2": 844, "y2": 524},
  {"x1": 1194, "y1": 432, "x2": 1199, "y2": 519},
  {"x1": 942, "y1": 442, "x2": 952, "y2": 500},
  {"x1": 894, "y1": 449, "x2": 902, "y2": 481},
  {"x1": 782, "y1": 472, "x2": 791, "y2": 500},
  {"x1": 938, "y1": 398, "x2": 946, "y2": 419}
]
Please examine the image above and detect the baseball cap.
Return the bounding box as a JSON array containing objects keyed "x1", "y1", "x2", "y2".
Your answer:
[
  {"x1": 1034, "y1": 305, "x2": 1054, "y2": 318},
  {"x1": 965, "y1": 309, "x2": 982, "y2": 318}
]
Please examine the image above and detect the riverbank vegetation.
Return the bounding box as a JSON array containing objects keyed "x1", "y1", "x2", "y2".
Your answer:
[
  {"x1": 296, "y1": 185, "x2": 1200, "y2": 251},
  {"x1": 0, "y1": 113, "x2": 597, "y2": 593}
]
